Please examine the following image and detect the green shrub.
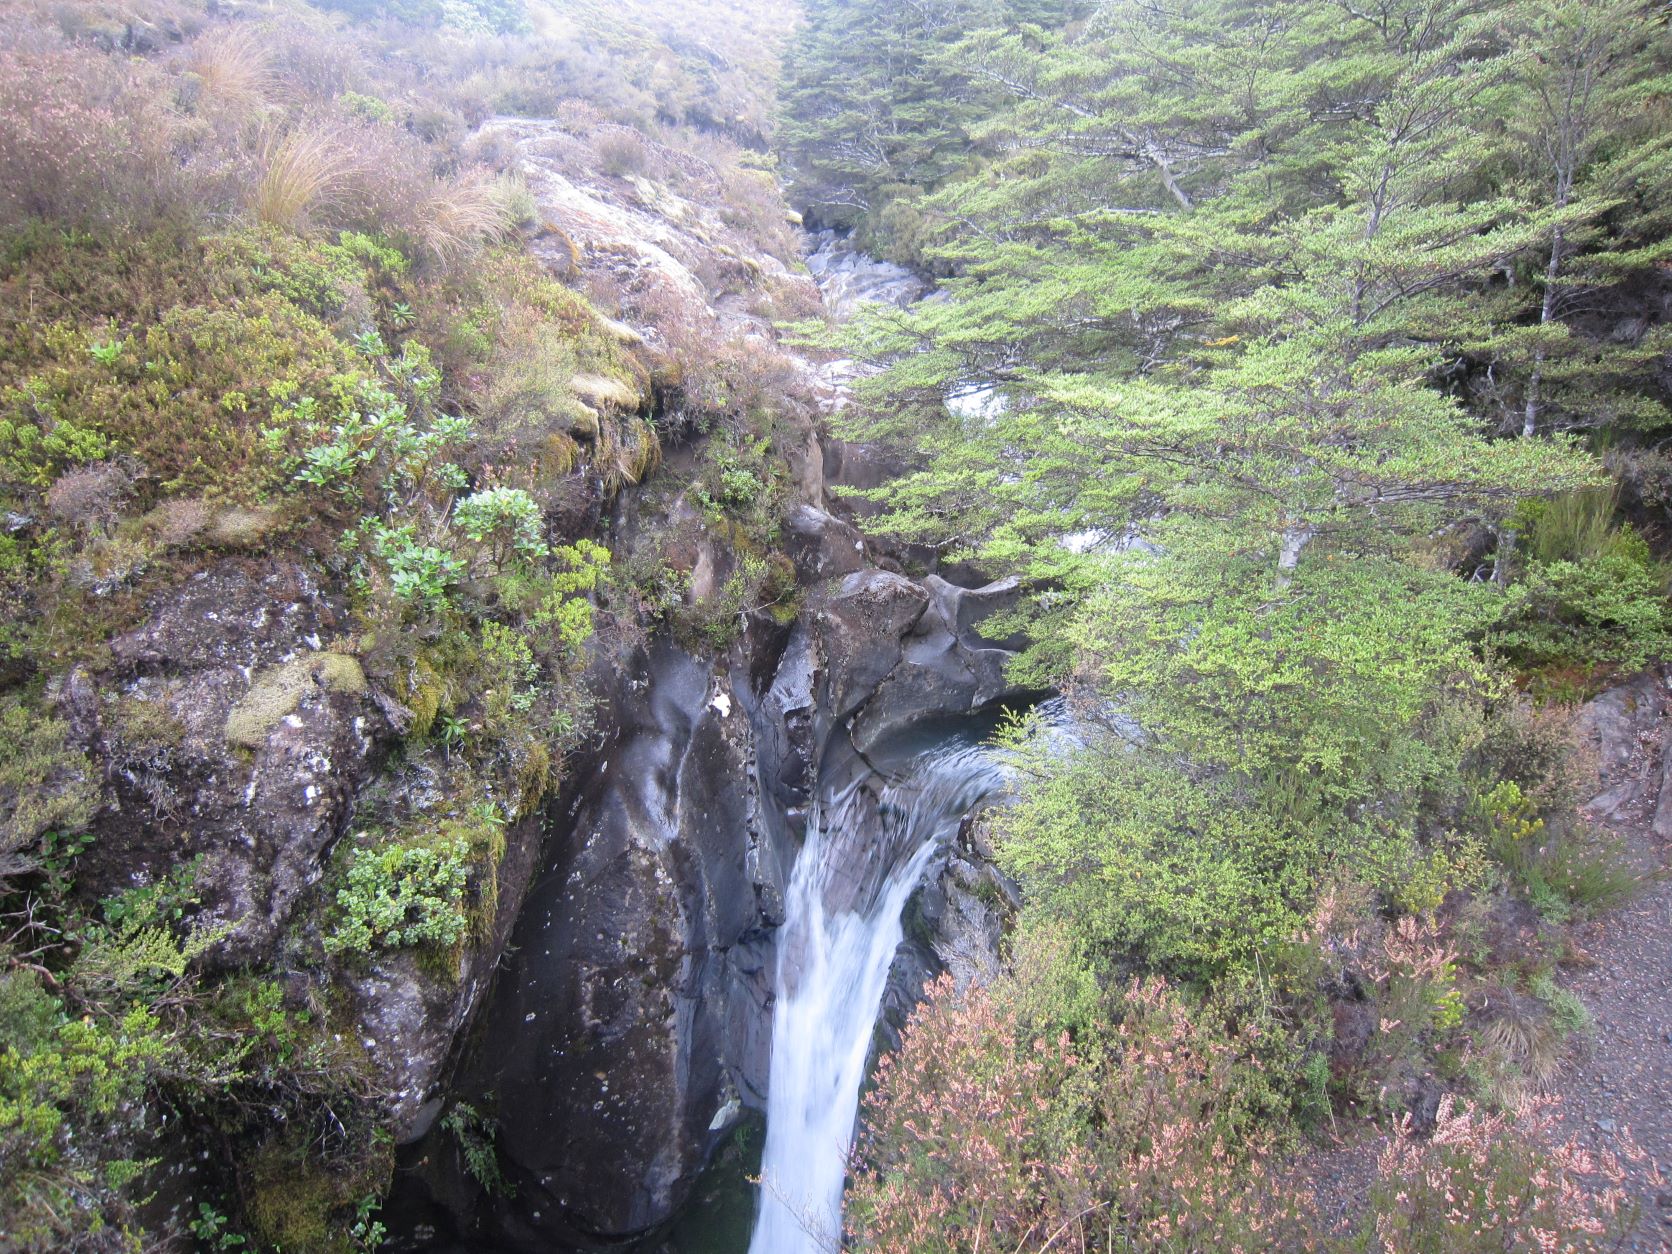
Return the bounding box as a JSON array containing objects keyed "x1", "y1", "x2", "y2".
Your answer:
[
  {"x1": 327, "y1": 835, "x2": 471, "y2": 955},
  {"x1": 1493, "y1": 531, "x2": 1670, "y2": 674},
  {"x1": 452, "y1": 486, "x2": 547, "y2": 568},
  {"x1": 339, "y1": 91, "x2": 395, "y2": 125},
  {"x1": 992, "y1": 748, "x2": 1329, "y2": 981},
  {"x1": 352, "y1": 522, "x2": 466, "y2": 615}
]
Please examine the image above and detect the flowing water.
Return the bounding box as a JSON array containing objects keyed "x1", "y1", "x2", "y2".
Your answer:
[{"x1": 748, "y1": 741, "x2": 1006, "y2": 1254}]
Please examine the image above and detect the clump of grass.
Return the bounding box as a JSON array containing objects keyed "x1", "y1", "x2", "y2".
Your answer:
[
  {"x1": 253, "y1": 124, "x2": 356, "y2": 229},
  {"x1": 1477, "y1": 989, "x2": 1562, "y2": 1095},
  {"x1": 1536, "y1": 829, "x2": 1641, "y2": 917},
  {"x1": 414, "y1": 173, "x2": 512, "y2": 264},
  {"x1": 594, "y1": 127, "x2": 656, "y2": 178},
  {"x1": 596, "y1": 414, "x2": 661, "y2": 494},
  {"x1": 1526, "y1": 485, "x2": 1621, "y2": 565},
  {"x1": 188, "y1": 24, "x2": 275, "y2": 121}
]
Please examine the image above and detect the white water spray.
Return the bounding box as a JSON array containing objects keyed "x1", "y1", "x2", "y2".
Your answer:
[{"x1": 749, "y1": 742, "x2": 1004, "y2": 1254}]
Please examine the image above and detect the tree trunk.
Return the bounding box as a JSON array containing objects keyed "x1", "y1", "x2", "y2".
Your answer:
[{"x1": 1275, "y1": 524, "x2": 1313, "y2": 591}]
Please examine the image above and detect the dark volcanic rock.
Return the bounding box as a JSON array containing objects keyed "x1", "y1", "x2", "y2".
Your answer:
[
  {"x1": 73, "y1": 561, "x2": 388, "y2": 964},
  {"x1": 453, "y1": 643, "x2": 774, "y2": 1249},
  {"x1": 411, "y1": 549, "x2": 1036, "y2": 1251}
]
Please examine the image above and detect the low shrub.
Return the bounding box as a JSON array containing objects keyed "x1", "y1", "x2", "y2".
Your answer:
[
  {"x1": 326, "y1": 833, "x2": 472, "y2": 955},
  {"x1": 1363, "y1": 1096, "x2": 1634, "y2": 1252},
  {"x1": 1493, "y1": 548, "x2": 1670, "y2": 675},
  {"x1": 848, "y1": 952, "x2": 1317, "y2": 1254},
  {"x1": 0, "y1": 47, "x2": 186, "y2": 232},
  {"x1": 0, "y1": 695, "x2": 99, "y2": 879}
]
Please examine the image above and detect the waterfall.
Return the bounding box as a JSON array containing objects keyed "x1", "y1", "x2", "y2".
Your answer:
[{"x1": 748, "y1": 741, "x2": 1005, "y2": 1254}]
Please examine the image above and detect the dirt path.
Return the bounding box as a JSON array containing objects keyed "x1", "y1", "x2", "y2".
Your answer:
[{"x1": 1549, "y1": 797, "x2": 1672, "y2": 1249}]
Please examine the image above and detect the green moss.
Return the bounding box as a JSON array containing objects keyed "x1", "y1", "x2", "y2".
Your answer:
[
  {"x1": 0, "y1": 695, "x2": 98, "y2": 868},
  {"x1": 225, "y1": 653, "x2": 366, "y2": 749},
  {"x1": 245, "y1": 1130, "x2": 391, "y2": 1254}
]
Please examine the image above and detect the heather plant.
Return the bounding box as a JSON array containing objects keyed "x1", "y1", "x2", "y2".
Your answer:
[
  {"x1": 1362, "y1": 1097, "x2": 1637, "y2": 1253},
  {"x1": 0, "y1": 47, "x2": 186, "y2": 231},
  {"x1": 0, "y1": 696, "x2": 99, "y2": 880},
  {"x1": 848, "y1": 961, "x2": 1320, "y2": 1254}
]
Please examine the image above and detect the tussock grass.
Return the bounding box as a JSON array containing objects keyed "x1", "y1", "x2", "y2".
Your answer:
[
  {"x1": 1479, "y1": 992, "x2": 1562, "y2": 1092},
  {"x1": 189, "y1": 25, "x2": 275, "y2": 120},
  {"x1": 414, "y1": 174, "x2": 512, "y2": 263},
  {"x1": 1528, "y1": 485, "x2": 1620, "y2": 565},
  {"x1": 253, "y1": 124, "x2": 356, "y2": 229}
]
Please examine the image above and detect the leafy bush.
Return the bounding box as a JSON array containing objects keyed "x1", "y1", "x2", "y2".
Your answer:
[
  {"x1": 992, "y1": 741, "x2": 1386, "y2": 982},
  {"x1": 1492, "y1": 547, "x2": 1670, "y2": 674},
  {"x1": 453, "y1": 486, "x2": 547, "y2": 567},
  {"x1": 359, "y1": 523, "x2": 466, "y2": 614},
  {"x1": 327, "y1": 835, "x2": 472, "y2": 954}
]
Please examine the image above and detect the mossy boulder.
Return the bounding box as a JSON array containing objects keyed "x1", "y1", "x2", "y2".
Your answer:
[{"x1": 227, "y1": 653, "x2": 366, "y2": 750}]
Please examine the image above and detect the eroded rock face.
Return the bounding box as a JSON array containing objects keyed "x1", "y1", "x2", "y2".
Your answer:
[
  {"x1": 69, "y1": 561, "x2": 386, "y2": 963},
  {"x1": 420, "y1": 562, "x2": 1032, "y2": 1250},
  {"x1": 1577, "y1": 671, "x2": 1667, "y2": 824},
  {"x1": 445, "y1": 642, "x2": 775, "y2": 1249}
]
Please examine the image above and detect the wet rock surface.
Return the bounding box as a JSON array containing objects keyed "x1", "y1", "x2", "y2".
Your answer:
[
  {"x1": 411, "y1": 554, "x2": 1032, "y2": 1249},
  {"x1": 380, "y1": 142, "x2": 1013, "y2": 1249},
  {"x1": 804, "y1": 230, "x2": 926, "y2": 319}
]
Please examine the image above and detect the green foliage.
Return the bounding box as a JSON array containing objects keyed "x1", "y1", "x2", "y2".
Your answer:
[
  {"x1": 779, "y1": 0, "x2": 1087, "y2": 257},
  {"x1": 0, "y1": 695, "x2": 98, "y2": 878},
  {"x1": 1482, "y1": 782, "x2": 1639, "y2": 922},
  {"x1": 452, "y1": 486, "x2": 548, "y2": 568},
  {"x1": 1493, "y1": 548, "x2": 1670, "y2": 673},
  {"x1": 189, "y1": 1202, "x2": 250, "y2": 1250},
  {"x1": 359, "y1": 523, "x2": 466, "y2": 614},
  {"x1": 339, "y1": 91, "x2": 395, "y2": 126},
  {"x1": 326, "y1": 834, "x2": 472, "y2": 955},
  {"x1": 530, "y1": 540, "x2": 612, "y2": 655},
  {"x1": 993, "y1": 750, "x2": 1325, "y2": 980},
  {"x1": 272, "y1": 353, "x2": 469, "y2": 506},
  {"x1": 441, "y1": 1101, "x2": 513, "y2": 1196}
]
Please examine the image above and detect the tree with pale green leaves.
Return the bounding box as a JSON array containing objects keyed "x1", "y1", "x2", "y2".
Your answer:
[{"x1": 792, "y1": 0, "x2": 1664, "y2": 976}]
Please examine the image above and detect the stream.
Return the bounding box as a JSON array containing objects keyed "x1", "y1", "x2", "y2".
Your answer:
[{"x1": 748, "y1": 737, "x2": 1007, "y2": 1253}]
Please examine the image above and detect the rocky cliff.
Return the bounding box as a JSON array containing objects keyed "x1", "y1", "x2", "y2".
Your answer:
[{"x1": 377, "y1": 121, "x2": 1032, "y2": 1249}]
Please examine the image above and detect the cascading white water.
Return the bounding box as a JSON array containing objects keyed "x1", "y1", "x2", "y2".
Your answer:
[{"x1": 749, "y1": 742, "x2": 1005, "y2": 1254}]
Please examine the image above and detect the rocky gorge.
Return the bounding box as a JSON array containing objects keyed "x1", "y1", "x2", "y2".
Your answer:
[{"x1": 343, "y1": 117, "x2": 1036, "y2": 1251}]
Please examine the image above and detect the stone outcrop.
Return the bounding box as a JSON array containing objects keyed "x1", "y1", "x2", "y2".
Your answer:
[
  {"x1": 68, "y1": 560, "x2": 384, "y2": 963},
  {"x1": 411, "y1": 546, "x2": 1032, "y2": 1249},
  {"x1": 1578, "y1": 669, "x2": 1672, "y2": 838},
  {"x1": 56, "y1": 558, "x2": 553, "y2": 1147}
]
